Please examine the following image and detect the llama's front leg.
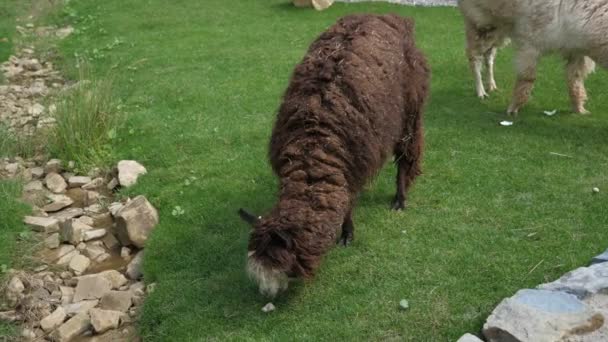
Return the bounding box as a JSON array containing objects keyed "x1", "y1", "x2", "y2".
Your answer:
[
  {"x1": 338, "y1": 209, "x2": 354, "y2": 246},
  {"x1": 507, "y1": 48, "x2": 540, "y2": 115},
  {"x1": 471, "y1": 55, "x2": 488, "y2": 99},
  {"x1": 485, "y1": 47, "x2": 498, "y2": 92},
  {"x1": 566, "y1": 55, "x2": 595, "y2": 114}
]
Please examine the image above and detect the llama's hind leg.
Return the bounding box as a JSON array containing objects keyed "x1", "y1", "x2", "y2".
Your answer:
[
  {"x1": 566, "y1": 55, "x2": 595, "y2": 114},
  {"x1": 391, "y1": 118, "x2": 423, "y2": 211},
  {"x1": 508, "y1": 47, "x2": 540, "y2": 115},
  {"x1": 338, "y1": 209, "x2": 354, "y2": 246}
]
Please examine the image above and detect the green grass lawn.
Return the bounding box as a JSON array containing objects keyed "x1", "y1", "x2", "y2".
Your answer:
[{"x1": 24, "y1": 0, "x2": 608, "y2": 340}]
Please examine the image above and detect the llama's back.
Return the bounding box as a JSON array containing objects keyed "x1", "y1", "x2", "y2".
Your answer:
[{"x1": 269, "y1": 14, "x2": 427, "y2": 192}]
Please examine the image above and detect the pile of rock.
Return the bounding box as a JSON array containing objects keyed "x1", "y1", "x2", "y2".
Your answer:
[
  {"x1": 1, "y1": 158, "x2": 154, "y2": 341},
  {"x1": 456, "y1": 250, "x2": 608, "y2": 342},
  {"x1": 0, "y1": 24, "x2": 73, "y2": 136}
]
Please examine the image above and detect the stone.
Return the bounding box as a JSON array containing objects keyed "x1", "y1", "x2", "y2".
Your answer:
[
  {"x1": 77, "y1": 242, "x2": 87, "y2": 251},
  {"x1": 539, "y1": 262, "x2": 608, "y2": 299},
  {"x1": 7, "y1": 276, "x2": 25, "y2": 294},
  {"x1": 73, "y1": 274, "x2": 112, "y2": 302},
  {"x1": 107, "y1": 177, "x2": 118, "y2": 190},
  {"x1": 56, "y1": 26, "x2": 74, "y2": 39},
  {"x1": 40, "y1": 306, "x2": 67, "y2": 332},
  {"x1": 60, "y1": 286, "x2": 74, "y2": 305},
  {"x1": 90, "y1": 308, "x2": 121, "y2": 334},
  {"x1": 43, "y1": 194, "x2": 73, "y2": 212},
  {"x1": 115, "y1": 196, "x2": 158, "y2": 248},
  {"x1": 76, "y1": 216, "x2": 95, "y2": 226},
  {"x1": 262, "y1": 302, "x2": 275, "y2": 313},
  {"x1": 57, "y1": 250, "x2": 80, "y2": 265},
  {"x1": 102, "y1": 233, "x2": 120, "y2": 250},
  {"x1": 126, "y1": 251, "x2": 144, "y2": 280},
  {"x1": 5, "y1": 163, "x2": 19, "y2": 176},
  {"x1": 82, "y1": 177, "x2": 105, "y2": 190},
  {"x1": 100, "y1": 291, "x2": 132, "y2": 312},
  {"x1": 121, "y1": 247, "x2": 131, "y2": 259},
  {"x1": 83, "y1": 228, "x2": 107, "y2": 241},
  {"x1": 24, "y1": 180, "x2": 43, "y2": 192},
  {"x1": 96, "y1": 253, "x2": 111, "y2": 263},
  {"x1": 457, "y1": 333, "x2": 484, "y2": 342},
  {"x1": 117, "y1": 160, "x2": 147, "y2": 187},
  {"x1": 63, "y1": 300, "x2": 99, "y2": 317},
  {"x1": 69, "y1": 254, "x2": 91, "y2": 275},
  {"x1": 483, "y1": 289, "x2": 599, "y2": 342},
  {"x1": 22, "y1": 328, "x2": 36, "y2": 340},
  {"x1": 48, "y1": 244, "x2": 76, "y2": 261},
  {"x1": 30, "y1": 166, "x2": 44, "y2": 179},
  {"x1": 50, "y1": 207, "x2": 84, "y2": 223},
  {"x1": 91, "y1": 212, "x2": 113, "y2": 229},
  {"x1": 23, "y1": 216, "x2": 59, "y2": 233},
  {"x1": 593, "y1": 187, "x2": 600, "y2": 193},
  {"x1": 53, "y1": 312, "x2": 91, "y2": 342},
  {"x1": 45, "y1": 172, "x2": 68, "y2": 193},
  {"x1": 79, "y1": 270, "x2": 128, "y2": 290},
  {"x1": 45, "y1": 233, "x2": 61, "y2": 249},
  {"x1": 84, "y1": 244, "x2": 106, "y2": 260},
  {"x1": 68, "y1": 176, "x2": 92, "y2": 188},
  {"x1": 399, "y1": 299, "x2": 410, "y2": 310},
  {"x1": 85, "y1": 203, "x2": 105, "y2": 215},
  {"x1": 45, "y1": 159, "x2": 62, "y2": 174},
  {"x1": 65, "y1": 187, "x2": 87, "y2": 207},
  {"x1": 0, "y1": 310, "x2": 22, "y2": 322},
  {"x1": 108, "y1": 202, "x2": 123, "y2": 216},
  {"x1": 591, "y1": 249, "x2": 608, "y2": 265},
  {"x1": 61, "y1": 219, "x2": 93, "y2": 245}
]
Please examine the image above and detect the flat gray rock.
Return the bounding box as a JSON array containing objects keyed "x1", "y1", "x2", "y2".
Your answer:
[
  {"x1": 539, "y1": 263, "x2": 608, "y2": 299},
  {"x1": 483, "y1": 289, "x2": 601, "y2": 342}
]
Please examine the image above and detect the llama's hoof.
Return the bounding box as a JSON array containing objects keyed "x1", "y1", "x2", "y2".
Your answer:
[
  {"x1": 391, "y1": 198, "x2": 406, "y2": 211},
  {"x1": 477, "y1": 92, "x2": 489, "y2": 99},
  {"x1": 576, "y1": 108, "x2": 590, "y2": 115},
  {"x1": 338, "y1": 234, "x2": 353, "y2": 247}
]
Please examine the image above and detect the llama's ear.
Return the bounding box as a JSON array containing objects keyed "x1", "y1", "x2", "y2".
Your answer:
[
  {"x1": 271, "y1": 230, "x2": 293, "y2": 249},
  {"x1": 238, "y1": 208, "x2": 260, "y2": 225}
]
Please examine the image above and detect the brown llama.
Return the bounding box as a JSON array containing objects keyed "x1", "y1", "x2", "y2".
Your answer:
[{"x1": 239, "y1": 14, "x2": 430, "y2": 297}]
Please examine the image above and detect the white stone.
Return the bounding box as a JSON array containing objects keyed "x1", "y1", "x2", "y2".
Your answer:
[
  {"x1": 115, "y1": 196, "x2": 158, "y2": 248},
  {"x1": 83, "y1": 228, "x2": 106, "y2": 241},
  {"x1": 69, "y1": 254, "x2": 91, "y2": 275},
  {"x1": 45, "y1": 172, "x2": 68, "y2": 193},
  {"x1": 262, "y1": 302, "x2": 276, "y2": 313},
  {"x1": 7, "y1": 276, "x2": 25, "y2": 294},
  {"x1": 117, "y1": 160, "x2": 147, "y2": 187},
  {"x1": 40, "y1": 306, "x2": 67, "y2": 332},
  {"x1": 457, "y1": 333, "x2": 484, "y2": 342},
  {"x1": 121, "y1": 247, "x2": 131, "y2": 259},
  {"x1": 68, "y1": 176, "x2": 92, "y2": 188}
]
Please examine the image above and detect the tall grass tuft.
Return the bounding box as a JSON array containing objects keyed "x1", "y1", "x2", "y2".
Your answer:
[
  {"x1": 48, "y1": 67, "x2": 123, "y2": 170},
  {"x1": 0, "y1": 124, "x2": 40, "y2": 158}
]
